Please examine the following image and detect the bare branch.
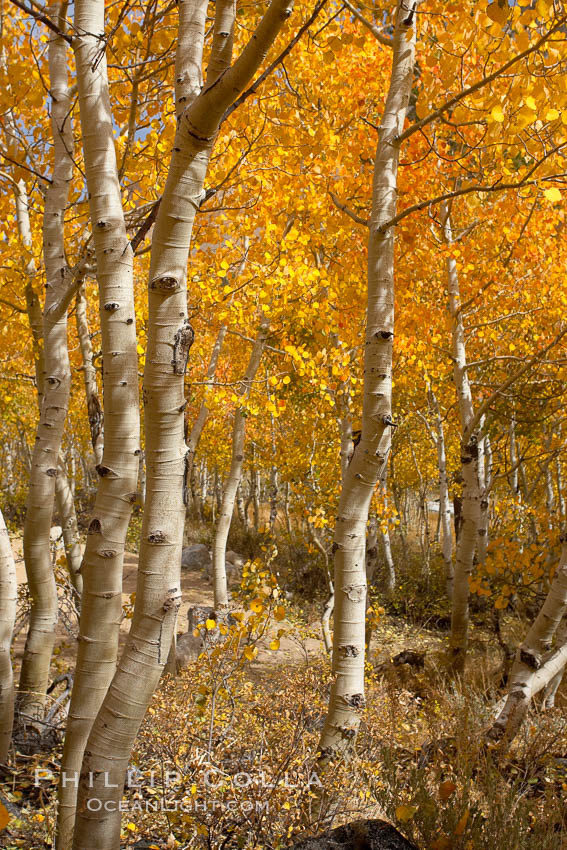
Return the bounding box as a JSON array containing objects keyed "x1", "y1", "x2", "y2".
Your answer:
[
  {"x1": 329, "y1": 190, "x2": 369, "y2": 226},
  {"x1": 343, "y1": 0, "x2": 393, "y2": 47}
]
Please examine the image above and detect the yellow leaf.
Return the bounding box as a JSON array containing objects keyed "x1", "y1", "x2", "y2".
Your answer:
[
  {"x1": 274, "y1": 605, "x2": 286, "y2": 620},
  {"x1": 269, "y1": 639, "x2": 280, "y2": 651},
  {"x1": 491, "y1": 104, "x2": 504, "y2": 123},
  {"x1": 525, "y1": 95, "x2": 536, "y2": 110},
  {"x1": 243, "y1": 645, "x2": 257, "y2": 661},
  {"x1": 395, "y1": 804, "x2": 417, "y2": 822},
  {"x1": 486, "y1": 2, "x2": 509, "y2": 25},
  {"x1": 546, "y1": 108, "x2": 560, "y2": 120},
  {"x1": 126, "y1": 822, "x2": 137, "y2": 831},
  {"x1": 250, "y1": 598, "x2": 263, "y2": 613},
  {"x1": 544, "y1": 187, "x2": 562, "y2": 203},
  {"x1": 205, "y1": 618, "x2": 216, "y2": 630}
]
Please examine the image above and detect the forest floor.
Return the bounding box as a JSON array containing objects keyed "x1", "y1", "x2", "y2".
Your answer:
[{"x1": 6, "y1": 529, "x2": 567, "y2": 850}]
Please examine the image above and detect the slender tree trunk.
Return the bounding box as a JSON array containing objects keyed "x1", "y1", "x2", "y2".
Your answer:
[
  {"x1": 185, "y1": 323, "x2": 227, "y2": 500},
  {"x1": 71, "y1": 4, "x2": 295, "y2": 846},
  {"x1": 442, "y1": 201, "x2": 480, "y2": 674},
  {"x1": 75, "y1": 284, "x2": 104, "y2": 466},
  {"x1": 283, "y1": 480, "x2": 292, "y2": 536},
  {"x1": 18, "y1": 2, "x2": 74, "y2": 724},
  {"x1": 236, "y1": 480, "x2": 248, "y2": 529},
  {"x1": 557, "y1": 455, "x2": 565, "y2": 522},
  {"x1": 318, "y1": 3, "x2": 415, "y2": 761},
  {"x1": 0, "y1": 509, "x2": 17, "y2": 763},
  {"x1": 379, "y1": 513, "x2": 395, "y2": 595},
  {"x1": 55, "y1": 458, "x2": 83, "y2": 599},
  {"x1": 269, "y1": 465, "x2": 278, "y2": 532},
  {"x1": 212, "y1": 316, "x2": 270, "y2": 608},
  {"x1": 477, "y1": 423, "x2": 489, "y2": 566},
  {"x1": 429, "y1": 390, "x2": 453, "y2": 595},
  {"x1": 191, "y1": 462, "x2": 203, "y2": 521},
  {"x1": 57, "y1": 0, "x2": 140, "y2": 841},
  {"x1": 252, "y1": 467, "x2": 261, "y2": 531},
  {"x1": 137, "y1": 450, "x2": 146, "y2": 509}
]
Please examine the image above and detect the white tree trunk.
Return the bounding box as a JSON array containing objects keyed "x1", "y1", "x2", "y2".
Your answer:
[
  {"x1": 429, "y1": 390, "x2": 453, "y2": 595},
  {"x1": 18, "y1": 2, "x2": 74, "y2": 724},
  {"x1": 55, "y1": 458, "x2": 83, "y2": 598},
  {"x1": 0, "y1": 509, "x2": 17, "y2": 762},
  {"x1": 442, "y1": 201, "x2": 480, "y2": 674},
  {"x1": 57, "y1": 0, "x2": 141, "y2": 842},
  {"x1": 185, "y1": 324, "x2": 227, "y2": 500},
  {"x1": 318, "y1": 2, "x2": 415, "y2": 761},
  {"x1": 75, "y1": 284, "x2": 104, "y2": 466},
  {"x1": 212, "y1": 317, "x2": 270, "y2": 608},
  {"x1": 71, "y1": 4, "x2": 295, "y2": 846}
]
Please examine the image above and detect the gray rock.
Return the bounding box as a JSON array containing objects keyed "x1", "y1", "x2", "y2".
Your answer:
[
  {"x1": 181, "y1": 543, "x2": 211, "y2": 572},
  {"x1": 226, "y1": 550, "x2": 245, "y2": 567},
  {"x1": 226, "y1": 560, "x2": 242, "y2": 586},
  {"x1": 290, "y1": 820, "x2": 419, "y2": 850},
  {"x1": 175, "y1": 631, "x2": 204, "y2": 672}
]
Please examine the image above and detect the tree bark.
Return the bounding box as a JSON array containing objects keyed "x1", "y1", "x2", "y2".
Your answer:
[
  {"x1": 318, "y1": 2, "x2": 415, "y2": 761},
  {"x1": 55, "y1": 457, "x2": 83, "y2": 599},
  {"x1": 18, "y1": 0, "x2": 74, "y2": 725},
  {"x1": 185, "y1": 323, "x2": 227, "y2": 500},
  {"x1": 429, "y1": 390, "x2": 453, "y2": 595},
  {"x1": 75, "y1": 284, "x2": 104, "y2": 467},
  {"x1": 0, "y1": 509, "x2": 17, "y2": 763},
  {"x1": 442, "y1": 201, "x2": 480, "y2": 674},
  {"x1": 212, "y1": 316, "x2": 270, "y2": 608},
  {"x1": 57, "y1": 0, "x2": 141, "y2": 842},
  {"x1": 71, "y1": 3, "x2": 295, "y2": 846}
]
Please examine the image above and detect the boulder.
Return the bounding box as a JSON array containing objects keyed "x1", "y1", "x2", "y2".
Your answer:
[
  {"x1": 175, "y1": 631, "x2": 204, "y2": 672},
  {"x1": 290, "y1": 820, "x2": 419, "y2": 850},
  {"x1": 181, "y1": 543, "x2": 211, "y2": 572},
  {"x1": 226, "y1": 560, "x2": 242, "y2": 586},
  {"x1": 226, "y1": 550, "x2": 245, "y2": 567}
]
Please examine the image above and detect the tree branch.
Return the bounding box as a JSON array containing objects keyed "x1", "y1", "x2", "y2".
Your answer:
[
  {"x1": 343, "y1": 0, "x2": 393, "y2": 47},
  {"x1": 398, "y1": 13, "x2": 567, "y2": 144}
]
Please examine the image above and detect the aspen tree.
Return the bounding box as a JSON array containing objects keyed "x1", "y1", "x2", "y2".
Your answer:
[
  {"x1": 56, "y1": 0, "x2": 141, "y2": 839},
  {"x1": 185, "y1": 324, "x2": 227, "y2": 492},
  {"x1": 70, "y1": 3, "x2": 295, "y2": 846},
  {"x1": 0, "y1": 508, "x2": 17, "y2": 762},
  {"x1": 318, "y1": 0, "x2": 416, "y2": 760},
  {"x1": 441, "y1": 200, "x2": 481, "y2": 674},
  {"x1": 75, "y1": 284, "x2": 104, "y2": 467},
  {"x1": 428, "y1": 389, "x2": 453, "y2": 595},
  {"x1": 212, "y1": 315, "x2": 270, "y2": 608},
  {"x1": 17, "y1": 1, "x2": 74, "y2": 725},
  {"x1": 55, "y1": 457, "x2": 83, "y2": 598}
]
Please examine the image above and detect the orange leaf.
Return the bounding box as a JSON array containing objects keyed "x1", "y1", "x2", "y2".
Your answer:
[{"x1": 439, "y1": 780, "x2": 457, "y2": 801}]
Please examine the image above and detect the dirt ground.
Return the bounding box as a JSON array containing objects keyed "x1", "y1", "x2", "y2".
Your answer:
[{"x1": 9, "y1": 533, "x2": 327, "y2": 683}]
